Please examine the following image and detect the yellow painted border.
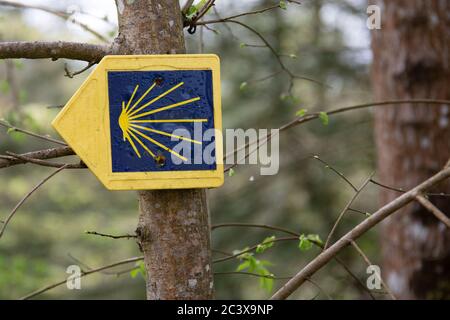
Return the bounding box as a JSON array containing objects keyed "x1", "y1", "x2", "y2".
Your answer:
[{"x1": 52, "y1": 54, "x2": 224, "y2": 190}]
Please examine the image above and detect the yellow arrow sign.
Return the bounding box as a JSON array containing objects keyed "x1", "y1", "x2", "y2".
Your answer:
[{"x1": 52, "y1": 55, "x2": 223, "y2": 190}]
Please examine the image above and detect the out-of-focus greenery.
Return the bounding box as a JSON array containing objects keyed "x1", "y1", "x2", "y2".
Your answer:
[{"x1": 0, "y1": 0, "x2": 381, "y2": 300}]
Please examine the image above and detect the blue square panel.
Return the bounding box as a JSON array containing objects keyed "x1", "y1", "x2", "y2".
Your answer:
[{"x1": 108, "y1": 70, "x2": 216, "y2": 172}]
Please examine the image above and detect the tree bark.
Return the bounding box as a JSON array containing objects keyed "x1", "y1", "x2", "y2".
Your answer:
[
  {"x1": 371, "y1": 0, "x2": 450, "y2": 299},
  {"x1": 113, "y1": 0, "x2": 213, "y2": 299}
]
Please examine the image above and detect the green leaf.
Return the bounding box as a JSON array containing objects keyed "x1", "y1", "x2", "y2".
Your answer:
[
  {"x1": 130, "y1": 268, "x2": 140, "y2": 278},
  {"x1": 256, "y1": 235, "x2": 276, "y2": 253},
  {"x1": 239, "y1": 43, "x2": 246, "y2": 48},
  {"x1": 228, "y1": 168, "x2": 235, "y2": 177},
  {"x1": 298, "y1": 234, "x2": 313, "y2": 251},
  {"x1": 130, "y1": 261, "x2": 146, "y2": 279},
  {"x1": 195, "y1": 0, "x2": 208, "y2": 10},
  {"x1": 185, "y1": 6, "x2": 198, "y2": 20},
  {"x1": 258, "y1": 268, "x2": 274, "y2": 292},
  {"x1": 236, "y1": 260, "x2": 250, "y2": 272},
  {"x1": 306, "y1": 234, "x2": 323, "y2": 246},
  {"x1": 319, "y1": 112, "x2": 329, "y2": 125},
  {"x1": 234, "y1": 247, "x2": 275, "y2": 293},
  {"x1": 233, "y1": 247, "x2": 252, "y2": 260},
  {"x1": 239, "y1": 82, "x2": 248, "y2": 91},
  {"x1": 279, "y1": 0, "x2": 287, "y2": 10},
  {"x1": 295, "y1": 108, "x2": 307, "y2": 117},
  {"x1": 289, "y1": 53, "x2": 298, "y2": 59},
  {"x1": 6, "y1": 127, "x2": 16, "y2": 135}
]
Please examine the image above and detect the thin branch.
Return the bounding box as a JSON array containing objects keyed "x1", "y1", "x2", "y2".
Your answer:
[
  {"x1": 0, "y1": 0, "x2": 109, "y2": 42},
  {"x1": 324, "y1": 173, "x2": 375, "y2": 250},
  {"x1": 223, "y1": 20, "x2": 323, "y2": 86},
  {"x1": 371, "y1": 179, "x2": 450, "y2": 197},
  {"x1": 21, "y1": 256, "x2": 144, "y2": 300},
  {"x1": 212, "y1": 226, "x2": 376, "y2": 299},
  {"x1": 193, "y1": 0, "x2": 215, "y2": 23},
  {"x1": 211, "y1": 222, "x2": 299, "y2": 237},
  {"x1": 350, "y1": 240, "x2": 396, "y2": 300},
  {"x1": 348, "y1": 208, "x2": 371, "y2": 217},
  {"x1": 85, "y1": 230, "x2": 137, "y2": 239},
  {"x1": 224, "y1": 99, "x2": 450, "y2": 173},
  {"x1": 200, "y1": 4, "x2": 282, "y2": 24},
  {"x1": 5, "y1": 151, "x2": 85, "y2": 169},
  {"x1": 215, "y1": 272, "x2": 335, "y2": 299},
  {"x1": 415, "y1": 194, "x2": 450, "y2": 228},
  {"x1": 0, "y1": 165, "x2": 68, "y2": 239},
  {"x1": 0, "y1": 41, "x2": 110, "y2": 62},
  {"x1": 271, "y1": 164, "x2": 450, "y2": 300},
  {"x1": 64, "y1": 61, "x2": 95, "y2": 78},
  {"x1": 0, "y1": 146, "x2": 75, "y2": 169},
  {"x1": 214, "y1": 271, "x2": 292, "y2": 280},
  {"x1": 67, "y1": 253, "x2": 138, "y2": 276},
  {"x1": 0, "y1": 120, "x2": 66, "y2": 145},
  {"x1": 313, "y1": 155, "x2": 358, "y2": 192},
  {"x1": 213, "y1": 237, "x2": 298, "y2": 264},
  {"x1": 304, "y1": 277, "x2": 333, "y2": 300}
]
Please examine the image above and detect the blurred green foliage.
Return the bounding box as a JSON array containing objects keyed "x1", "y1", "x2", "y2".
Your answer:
[{"x1": 0, "y1": 0, "x2": 381, "y2": 300}]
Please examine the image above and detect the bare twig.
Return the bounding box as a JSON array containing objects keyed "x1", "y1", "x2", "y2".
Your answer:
[
  {"x1": 212, "y1": 225, "x2": 376, "y2": 299},
  {"x1": 0, "y1": 120, "x2": 66, "y2": 145},
  {"x1": 5, "y1": 151, "x2": 85, "y2": 169},
  {"x1": 313, "y1": 155, "x2": 358, "y2": 192},
  {"x1": 224, "y1": 99, "x2": 450, "y2": 173},
  {"x1": 0, "y1": 146, "x2": 75, "y2": 169},
  {"x1": 415, "y1": 194, "x2": 450, "y2": 228},
  {"x1": 0, "y1": 165, "x2": 68, "y2": 239},
  {"x1": 0, "y1": 0, "x2": 110, "y2": 42},
  {"x1": 371, "y1": 179, "x2": 450, "y2": 197},
  {"x1": 212, "y1": 222, "x2": 299, "y2": 237},
  {"x1": 214, "y1": 271, "x2": 292, "y2": 280},
  {"x1": 0, "y1": 41, "x2": 110, "y2": 62},
  {"x1": 193, "y1": 0, "x2": 215, "y2": 23},
  {"x1": 200, "y1": 3, "x2": 282, "y2": 24},
  {"x1": 64, "y1": 61, "x2": 96, "y2": 78},
  {"x1": 21, "y1": 256, "x2": 144, "y2": 300},
  {"x1": 350, "y1": 240, "x2": 396, "y2": 300},
  {"x1": 67, "y1": 253, "x2": 138, "y2": 276},
  {"x1": 324, "y1": 173, "x2": 374, "y2": 249},
  {"x1": 271, "y1": 165, "x2": 450, "y2": 300},
  {"x1": 213, "y1": 236, "x2": 298, "y2": 264},
  {"x1": 85, "y1": 230, "x2": 137, "y2": 239}
]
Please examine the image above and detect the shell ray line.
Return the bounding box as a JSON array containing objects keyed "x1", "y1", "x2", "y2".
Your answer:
[
  {"x1": 124, "y1": 84, "x2": 139, "y2": 113},
  {"x1": 125, "y1": 135, "x2": 142, "y2": 158},
  {"x1": 129, "y1": 97, "x2": 200, "y2": 120},
  {"x1": 126, "y1": 82, "x2": 157, "y2": 115},
  {"x1": 129, "y1": 126, "x2": 187, "y2": 161},
  {"x1": 128, "y1": 82, "x2": 185, "y2": 117},
  {"x1": 127, "y1": 128, "x2": 156, "y2": 158},
  {"x1": 130, "y1": 119, "x2": 207, "y2": 123},
  {"x1": 130, "y1": 123, "x2": 202, "y2": 144}
]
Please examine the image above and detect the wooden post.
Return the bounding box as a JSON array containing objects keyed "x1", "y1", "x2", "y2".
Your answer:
[{"x1": 114, "y1": 0, "x2": 214, "y2": 299}]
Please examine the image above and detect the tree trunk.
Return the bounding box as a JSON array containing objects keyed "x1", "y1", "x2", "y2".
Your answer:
[
  {"x1": 113, "y1": 0, "x2": 213, "y2": 299},
  {"x1": 371, "y1": 0, "x2": 450, "y2": 299}
]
